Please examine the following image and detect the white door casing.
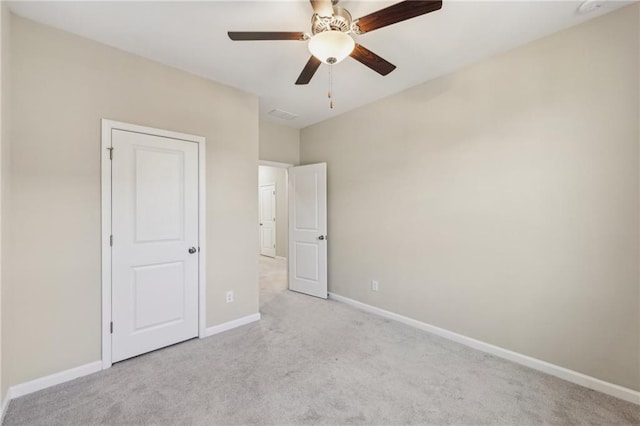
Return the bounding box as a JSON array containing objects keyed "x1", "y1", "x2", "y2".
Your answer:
[
  {"x1": 288, "y1": 163, "x2": 327, "y2": 299},
  {"x1": 102, "y1": 119, "x2": 206, "y2": 369},
  {"x1": 259, "y1": 184, "x2": 277, "y2": 257}
]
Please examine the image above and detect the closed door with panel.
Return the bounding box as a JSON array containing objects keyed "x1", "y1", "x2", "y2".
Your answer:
[
  {"x1": 111, "y1": 129, "x2": 199, "y2": 363},
  {"x1": 260, "y1": 183, "x2": 277, "y2": 257}
]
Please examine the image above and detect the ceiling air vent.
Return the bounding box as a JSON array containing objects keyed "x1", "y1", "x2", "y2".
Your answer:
[{"x1": 268, "y1": 109, "x2": 299, "y2": 121}]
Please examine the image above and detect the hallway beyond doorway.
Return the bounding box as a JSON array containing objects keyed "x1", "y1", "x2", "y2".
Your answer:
[{"x1": 259, "y1": 255, "x2": 287, "y2": 304}]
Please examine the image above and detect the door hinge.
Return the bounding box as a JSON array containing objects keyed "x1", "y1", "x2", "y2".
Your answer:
[
  {"x1": 273, "y1": 191, "x2": 275, "y2": 195},
  {"x1": 108, "y1": 147, "x2": 113, "y2": 160},
  {"x1": 110, "y1": 322, "x2": 113, "y2": 334},
  {"x1": 110, "y1": 235, "x2": 113, "y2": 246}
]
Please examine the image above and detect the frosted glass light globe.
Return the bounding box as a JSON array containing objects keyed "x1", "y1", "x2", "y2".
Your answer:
[{"x1": 308, "y1": 31, "x2": 355, "y2": 65}]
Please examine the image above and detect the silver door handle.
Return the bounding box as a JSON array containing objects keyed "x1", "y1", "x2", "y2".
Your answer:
[
  {"x1": 318, "y1": 235, "x2": 327, "y2": 240},
  {"x1": 188, "y1": 247, "x2": 197, "y2": 254}
]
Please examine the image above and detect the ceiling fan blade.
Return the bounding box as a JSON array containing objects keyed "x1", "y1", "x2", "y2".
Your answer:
[
  {"x1": 227, "y1": 32, "x2": 306, "y2": 41},
  {"x1": 350, "y1": 44, "x2": 396, "y2": 76},
  {"x1": 354, "y1": 0, "x2": 442, "y2": 34},
  {"x1": 310, "y1": 0, "x2": 334, "y2": 17},
  {"x1": 295, "y1": 56, "x2": 322, "y2": 85}
]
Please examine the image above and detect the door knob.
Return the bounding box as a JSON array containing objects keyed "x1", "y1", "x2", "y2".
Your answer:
[
  {"x1": 260, "y1": 223, "x2": 263, "y2": 226},
  {"x1": 188, "y1": 247, "x2": 197, "y2": 254},
  {"x1": 318, "y1": 235, "x2": 326, "y2": 240}
]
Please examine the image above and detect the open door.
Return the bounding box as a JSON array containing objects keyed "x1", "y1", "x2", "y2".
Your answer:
[{"x1": 289, "y1": 163, "x2": 327, "y2": 299}]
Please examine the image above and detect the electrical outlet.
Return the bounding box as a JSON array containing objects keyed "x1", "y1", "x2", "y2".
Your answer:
[
  {"x1": 371, "y1": 280, "x2": 379, "y2": 292},
  {"x1": 226, "y1": 290, "x2": 234, "y2": 303}
]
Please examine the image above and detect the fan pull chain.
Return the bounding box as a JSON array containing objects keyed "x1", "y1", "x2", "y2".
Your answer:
[{"x1": 328, "y1": 64, "x2": 334, "y2": 109}]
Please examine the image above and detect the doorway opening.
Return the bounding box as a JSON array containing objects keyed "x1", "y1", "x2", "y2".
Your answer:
[
  {"x1": 258, "y1": 161, "x2": 291, "y2": 303},
  {"x1": 258, "y1": 161, "x2": 328, "y2": 304}
]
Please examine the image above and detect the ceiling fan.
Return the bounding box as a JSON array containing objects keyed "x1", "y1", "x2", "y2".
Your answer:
[{"x1": 228, "y1": 0, "x2": 443, "y2": 85}]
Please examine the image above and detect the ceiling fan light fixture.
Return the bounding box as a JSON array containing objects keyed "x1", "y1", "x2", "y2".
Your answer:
[{"x1": 308, "y1": 30, "x2": 355, "y2": 65}]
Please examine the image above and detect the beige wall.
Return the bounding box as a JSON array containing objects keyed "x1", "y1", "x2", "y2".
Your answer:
[
  {"x1": 259, "y1": 165, "x2": 288, "y2": 258},
  {"x1": 259, "y1": 120, "x2": 300, "y2": 165},
  {"x1": 301, "y1": 5, "x2": 640, "y2": 391},
  {"x1": 4, "y1": 15, "x2": 259, "y2": 391},
  {"x1": 0, "y1": 1, "x2": 10, "y2": 401}
]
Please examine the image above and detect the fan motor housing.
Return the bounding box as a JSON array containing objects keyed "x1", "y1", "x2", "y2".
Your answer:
[{"x1": 311, "y1": 6, "x2": 352, "y2": 35}]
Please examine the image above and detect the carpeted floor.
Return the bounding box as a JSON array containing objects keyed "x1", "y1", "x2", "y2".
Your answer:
[
  {"x1": 4, "y1": 255, "x2": 640, "y2": 425},
  {"x1": 259, "y1": 255, "x2": 288, "y2": 303}
]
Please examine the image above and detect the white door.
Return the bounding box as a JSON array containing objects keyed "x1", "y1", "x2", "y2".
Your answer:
[
  {"x1": 289, "y1": 163, "x2": 327, "y2": 299},
  {"x1": 259, "y1": 184, "x2": 277, "y2": 258},
  {"x1": 111, "y1": 129, "x2": 199, "y2": 363}
]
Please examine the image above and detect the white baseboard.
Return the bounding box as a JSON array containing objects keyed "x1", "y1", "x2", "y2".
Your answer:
[
  {"x1": 9, "y1": 361, "x2": 103, "y2": 400},
  {"x1": 328, "y1": 292, "x2": 640, "y2": 405},
  {"x1": 202, "y1": 313, "x2": 261, "y2": 338},
  {"x1": 1, "y1": 388, "x2": 12, "y2": 423}
]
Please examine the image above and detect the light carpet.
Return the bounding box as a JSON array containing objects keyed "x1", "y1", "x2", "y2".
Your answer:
[{"x1": 4, "y1": 255, "x2": 640, "y2": 425}]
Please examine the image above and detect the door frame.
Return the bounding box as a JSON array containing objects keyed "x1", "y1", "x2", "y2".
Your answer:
[{"x1": 101, "y1": 119, "x2": 207, "y2": 369}]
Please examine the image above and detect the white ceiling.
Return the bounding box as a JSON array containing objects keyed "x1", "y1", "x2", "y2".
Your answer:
[{"x1": 8, "y1": 0, "x2": 633, "y2": 128}]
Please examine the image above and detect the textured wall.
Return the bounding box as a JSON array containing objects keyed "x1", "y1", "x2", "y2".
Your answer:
[{"x1": 301, "y1": 5, "x2": 640, "y2": 390}]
